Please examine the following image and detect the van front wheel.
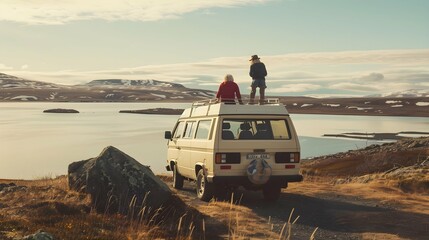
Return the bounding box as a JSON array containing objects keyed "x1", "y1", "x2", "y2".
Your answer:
[
  {"x1": 196, "y1": 169, "x2": 214, "y2": 201},
  {"x1": 172, "y1": 164, "x2": 184, "y2": 189}
]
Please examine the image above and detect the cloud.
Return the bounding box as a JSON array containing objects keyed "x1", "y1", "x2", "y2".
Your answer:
[
  {"x1": 329, "y1": 81, "x2": 415, "y2": 94},
  {"x1": 0, "y1": 63, "x2": 13, "y2": 70},
  {"x1": 269, "y1": 84, "x2": 321, "y2": 93},
  {"x1": 417, "y1": 82, "x2": 429, "y2": 87},
  {"x1": 267, "y1": 49, "x2": 429, "y2": 65},
  {"x1": 20, "y1": 64, "x2": 29, "y2": 70},
  {"x1": 358, "y1": 72, "x2": 384, "y2": 82},
  {"x1": 0, "y1": 0, "x2": 272, "y2": 25},
  {"x1": 5, "y1": 49, "x2": 429, "y2": 96},
  {"x1": 330, "y1": 83, "x2": 380, "y2": 92}
]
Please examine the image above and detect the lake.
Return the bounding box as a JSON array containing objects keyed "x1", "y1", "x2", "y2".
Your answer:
[{"x1": 1, "y1": 102, "x2": 428, "y2": 179}]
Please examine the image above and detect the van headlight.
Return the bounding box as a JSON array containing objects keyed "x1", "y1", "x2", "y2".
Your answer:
[
  {"x1": 215, "y1": 153, "x2": 241, "y2": 164},
  {"x1": 275, "y1": 152, "x2": 300, "y2": 163}
]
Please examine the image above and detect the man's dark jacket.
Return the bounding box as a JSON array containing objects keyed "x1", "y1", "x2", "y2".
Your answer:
[{"x1": 249, "y1": 62, "x2": 267, "y2": 80}]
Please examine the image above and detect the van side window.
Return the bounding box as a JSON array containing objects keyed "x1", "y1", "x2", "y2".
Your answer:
[
  {"x1": 173, "y1": 121, "x2": 185, "y2": 139},
  {"x1": 195, "y1": 120, "x2": 212, "y2": 139},
  {"x1": 183, "y1": 121, "x2": 196, "y2": 139}
]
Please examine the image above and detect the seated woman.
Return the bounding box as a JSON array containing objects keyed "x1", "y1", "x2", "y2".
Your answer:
[{"x1": 216, "y1": 74, "x2": 243, "y2": 104}]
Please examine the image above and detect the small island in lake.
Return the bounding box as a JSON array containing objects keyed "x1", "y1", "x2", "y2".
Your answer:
[
  {"x1": 43, "y1": 108, "x2": 79, "y2": 113},
  {"x1": 119, "y1": 108, "x2": 184, "y2": 115}
]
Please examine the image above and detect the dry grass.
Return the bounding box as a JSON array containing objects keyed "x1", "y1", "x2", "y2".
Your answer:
[
  {"x1": 302, "y1": 149, "x2": 428, "y2": 177},
  {"x1": 197, "y1": 193, "x2": 315, "y2": 240},
  {"x1": 0, "y1": 176, "x2": 204, "y2": 240},
  {"x1": 301, "y1": 140, "x2": 429, "y2": 197},
  {"x1": 288, "y1": 179, "x2": 429, "y2": 216},
  {"x1": 201, "y1": 195, "x2": 276, "y2": 239},
  {"x1": 6, "y1": 176, "x2": 296, "y2": 239}
]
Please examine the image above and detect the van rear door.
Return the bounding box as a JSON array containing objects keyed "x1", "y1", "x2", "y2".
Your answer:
[{"x1": 216, "y1": 117, "x2": 300, "y2": 176}]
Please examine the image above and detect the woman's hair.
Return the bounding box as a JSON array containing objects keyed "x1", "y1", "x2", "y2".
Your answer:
[{"x1": 224, "y1": 74, "x2": 234, "y2": 82}]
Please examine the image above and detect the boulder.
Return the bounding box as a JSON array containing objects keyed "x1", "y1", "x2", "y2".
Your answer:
[{"x1": 68, "y1": 146, "x2": 172, "y2": 214}]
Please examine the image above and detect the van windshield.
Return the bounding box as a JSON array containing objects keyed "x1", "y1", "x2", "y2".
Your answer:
[{"x1": 222, "y1": 119, "x2": 291, "y2": 140}]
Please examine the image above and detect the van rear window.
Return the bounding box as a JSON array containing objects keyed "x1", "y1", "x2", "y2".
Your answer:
[{"x1": 222, "y1": 119, "x2": 291, "y2": 140}]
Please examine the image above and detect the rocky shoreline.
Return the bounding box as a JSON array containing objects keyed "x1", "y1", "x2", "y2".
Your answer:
[
  {"x1": 302, "y1": 137, "x2": 429, "y2": 193},
  {"x1": 323, "y1": 131, "x2": 429, "y2": 140}
]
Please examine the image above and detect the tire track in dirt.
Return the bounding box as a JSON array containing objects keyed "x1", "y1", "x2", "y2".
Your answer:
[{"x1": 169, "y1": 179, "x2": 429, "y2": 239}]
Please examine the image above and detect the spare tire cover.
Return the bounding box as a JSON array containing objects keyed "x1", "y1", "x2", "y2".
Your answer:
[{"x1": 247, "y1": 159, "x2": 272, "y2": 185}]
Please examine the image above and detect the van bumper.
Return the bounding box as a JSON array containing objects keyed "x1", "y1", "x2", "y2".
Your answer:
[{"x1": 208, "y1": 175, "x2": 303, "y2": 187}]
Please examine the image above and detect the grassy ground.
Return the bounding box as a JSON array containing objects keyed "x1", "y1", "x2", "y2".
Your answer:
[
  {"x1": 1, "y1": 138, "x2": 428, "y2": 239},
  {"x1": 0, "y1": 177, "x2": 200, "y2": 240}
]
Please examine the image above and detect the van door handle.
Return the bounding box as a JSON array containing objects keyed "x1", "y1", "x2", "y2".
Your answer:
[{"x1": 176, "y1": 147, "x2": 181, "y2": 150}]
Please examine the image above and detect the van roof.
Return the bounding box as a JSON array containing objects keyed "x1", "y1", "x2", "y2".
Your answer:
[{"x1": 180, "y1": 98, "x2": 289, "y2": 118}]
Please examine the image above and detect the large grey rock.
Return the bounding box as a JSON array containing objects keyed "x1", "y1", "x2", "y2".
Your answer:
[{"x1": 68, "y1": 146, "x2": 171, "y2": 214}]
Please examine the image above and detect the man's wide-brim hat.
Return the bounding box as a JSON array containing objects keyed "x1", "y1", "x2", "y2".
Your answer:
[{"x1": 249, "y1": 55, "x2": 260, "y2": 61}]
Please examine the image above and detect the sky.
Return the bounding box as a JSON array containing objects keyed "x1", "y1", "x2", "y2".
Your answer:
[{"x1": 0, "y1": 0, "x2": 428, "y2": 97}]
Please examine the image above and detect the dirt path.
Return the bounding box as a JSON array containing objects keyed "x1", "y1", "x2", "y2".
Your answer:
[{"x1": 167, "y1": 178, "x2": 429, "y2": 240}]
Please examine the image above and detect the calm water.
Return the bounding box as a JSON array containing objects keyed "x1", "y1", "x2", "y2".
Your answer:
[{"x1": 1, "y1": 102, "x2": 428, "y2": 179}]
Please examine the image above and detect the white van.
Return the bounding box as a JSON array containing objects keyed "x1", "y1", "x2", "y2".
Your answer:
[{"x1": 164, "y1": 99, "x2": 303, "y2": 201}]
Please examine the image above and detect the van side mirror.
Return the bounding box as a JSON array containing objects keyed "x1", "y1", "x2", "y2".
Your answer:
[{"x1": 164, "y1": 131, "x2": 172, "y2": 140}]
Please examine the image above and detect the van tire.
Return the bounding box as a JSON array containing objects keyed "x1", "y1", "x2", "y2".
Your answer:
[
  {"x1": 196, "y1": 169, "x2": 214, "y2": 201},
  {"x1": 172, "y1": 164, "x2": 184, "y2": 189},
  {"x1": 263, "y1": 185, "x2": 281, "y2": 201}
]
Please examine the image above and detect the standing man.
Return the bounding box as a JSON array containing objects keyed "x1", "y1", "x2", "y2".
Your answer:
[{"x1": 249, "y1": 54, "x2": 267, "y2": 104}]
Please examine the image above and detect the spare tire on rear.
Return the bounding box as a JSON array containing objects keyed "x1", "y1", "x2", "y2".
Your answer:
[{"x1": 247, "y1": 159, "x2": 272, "y2": 185}]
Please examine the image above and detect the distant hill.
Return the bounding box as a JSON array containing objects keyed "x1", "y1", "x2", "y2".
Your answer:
[
  {"x1": 384, "y1": 89, "x2": 429, "y2": 98},
  {"x1": 367, "y1": 89, "x2": 429, "y2": 98},
  {"x1": 1, "y1": 72, "x2": 428, "y2": 117},
  {"x1": 0, "y1": 73, "x2": 61, "y2": 89},
  {"x1": 0, "y1": 72, "x2": 214, "y2": 102},
  {"x1": 82, "y1": 79, "x2": 185, "y2": 88}
]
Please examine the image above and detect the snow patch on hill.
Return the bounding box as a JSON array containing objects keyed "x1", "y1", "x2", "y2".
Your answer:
[
  {"x1": 151, "y1": 93, "x2": 166, "y2": 99},
  {"x1": 416, "y1": 102, "x2": 429, "y2": 106},
  {"x1": 11, "y1": 95, "x2": 38, "y2": 101},
  {"x1": 369, "y1": 89, "x2": 429, "y2": 98},
  {"x1": 84, "y1": 79, "x2": 184, "y2": 88},
  {"x1": 322, "y1": 103, "x2": 340, "y2": 107},
  {"x1": 386, "y1": 100, "x2": 402, "y2": 104}
]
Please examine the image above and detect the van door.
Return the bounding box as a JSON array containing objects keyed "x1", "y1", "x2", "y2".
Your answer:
[
  {"x1": 191, "y1": 119, "x2": 214, "y2": 177},
  {"x1": 180, "y1": 121, "x2": 197, "y2": 177},
  {"x1": 168, "y1": 121, "x2": 185, "y2": 169}
]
